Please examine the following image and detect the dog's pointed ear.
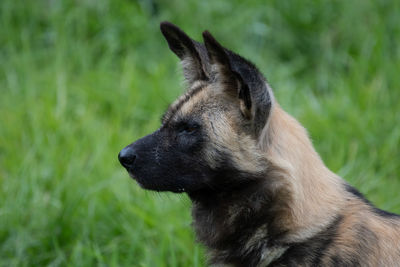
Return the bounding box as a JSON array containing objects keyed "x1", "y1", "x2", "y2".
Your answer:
[
  {"x1": 203, "y1": 31, "x2": 252, "y2": 119},
  {"x1": 160, "y1": 22, "x2": 207, "y2": 84}
]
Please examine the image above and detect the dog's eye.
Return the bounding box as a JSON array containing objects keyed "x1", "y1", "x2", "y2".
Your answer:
[
  {"x1": 183, "y1": 126, "x2": 197, "y2": 133},
  {"x1": 178, "y1": 123, "x2": 199, "y2": 134}
]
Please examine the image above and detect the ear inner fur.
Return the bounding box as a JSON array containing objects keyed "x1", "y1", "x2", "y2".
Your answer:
[{"x1": 203, "y1": 30, "x2": 252, "y2": 118}]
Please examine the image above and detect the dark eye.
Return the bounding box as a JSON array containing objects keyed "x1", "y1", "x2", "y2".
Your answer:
[{"x1": 179, "y1": 123, "x2": 199, "y2": 134}]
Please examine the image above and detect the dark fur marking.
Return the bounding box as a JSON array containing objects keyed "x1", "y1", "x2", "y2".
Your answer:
[
  {"x1": 345, "y1": 184, "x2": 400, "y2": 218},
  {"x1": 354, "y1": 223, "x2": 378, "y2": 262},
  {"x1": 331, "y1": 255, "x2": 344, "y2": 265},
  {"x1": 270, "y1": 215, "x2": 343, "y2": 266},
  {"x1": 273, "y1": 220, "x2": 378, "y2": 266},
  {"x1": 161, "y1": 83, "x2": 205, "y2": 125},
  {"x1": 209, "y1": 120, "x2": 218, "y2": 136},
  {"x1": 234, "y1": 71, "x2": 252, "y2": 110},
  {"x1": 191, "y1": 184, "x2": 274, "y2": 266},
  {"x1": 331, "y1": 256, "x2": 360, "y2": 267},
  {"x1": 188, "y1": 155, "x2": 293, "y2": 266}
]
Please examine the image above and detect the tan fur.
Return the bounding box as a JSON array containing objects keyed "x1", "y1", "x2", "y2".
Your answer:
[
  {"x1": 130, "y1": 22, "x2": 400, "y2": 266},
  {"x1": 176, "y1": 79, "x2": 400, "y2": 265},
  {"x1": 160, "y1": 25, "x2": 400, "y2": 263},
  {"x1": 261, "y1": 104, "x2": 347, "y2": 241},
  {"x1": 173, "y1": 79, "x2": 400, "y2": 265},
  {"x1": 327, "y1": 198, "x2": 400, "y2": 266},
  {"x1": 259, "y1": 100, "x2": 400, "y2": 265}
]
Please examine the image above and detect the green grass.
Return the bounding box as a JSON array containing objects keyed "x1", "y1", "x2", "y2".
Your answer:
[{"x1": 1, "y1": 0, "x2": 399, "y2": 266}]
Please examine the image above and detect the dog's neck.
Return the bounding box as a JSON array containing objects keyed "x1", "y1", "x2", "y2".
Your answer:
[
  {"x1": 188, "y1": 179, "x2": 291, "y2": 266},
  {"x1": 188, "y1": 105, "x2": 347, "y2": 266},
  {"x1": 262, "y1": 105, "x2": 347, "y2": 242}
]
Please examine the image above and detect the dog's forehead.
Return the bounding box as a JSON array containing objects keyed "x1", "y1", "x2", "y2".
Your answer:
[
  {"x1": 179, "y1": 84, "x2": 211, "y2": 115},
  {"x1": 162, "y1": 82, "x2": 219, "y2": 124}
]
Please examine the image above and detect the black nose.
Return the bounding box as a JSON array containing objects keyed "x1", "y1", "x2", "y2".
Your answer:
[{"x1": 118, "y1": 146, "x2": 137, "y2": 169}]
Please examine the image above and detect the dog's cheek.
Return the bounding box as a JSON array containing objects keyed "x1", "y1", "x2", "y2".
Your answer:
[
  {"x1": 159, "y1": 147, "x2": 209, "y2": 191},
  {"x1": 136, "y1": 141, "x2": 207, "y2": 192}
]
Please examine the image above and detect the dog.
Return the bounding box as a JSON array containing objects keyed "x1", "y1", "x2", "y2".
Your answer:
[{"x1": 118, "y1": 22, "x2": 400, "y2": 266}]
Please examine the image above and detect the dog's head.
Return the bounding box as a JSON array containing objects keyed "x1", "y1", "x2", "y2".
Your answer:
[{"x1": 119, "y1": 22, "x2": 273, "y2": 194}]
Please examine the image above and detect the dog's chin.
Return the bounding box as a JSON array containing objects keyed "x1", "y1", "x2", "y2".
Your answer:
[
  {"x1": 127, "y1": 171, "x2": 188, "y2": 193},
  {"x1": 127, "y1": 172, "x2": 148, "y2": 189}
]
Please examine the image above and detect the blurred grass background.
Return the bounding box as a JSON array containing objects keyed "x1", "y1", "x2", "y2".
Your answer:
[{"x1": 1, "y1": 0, "x2": 399, "y2": 266}]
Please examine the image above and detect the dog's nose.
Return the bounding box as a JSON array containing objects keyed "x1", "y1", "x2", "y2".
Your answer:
[{"x1": 118, "y1": 146, "x2": 137, "y2": 169}]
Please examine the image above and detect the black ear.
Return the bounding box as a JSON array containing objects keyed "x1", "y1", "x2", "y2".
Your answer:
[
  {"x1": 202, "y1": 31, "x2": 252, "y2": 119},
  {"x1": 160, "y1": 22, "x2": 207, "y2": 84}
]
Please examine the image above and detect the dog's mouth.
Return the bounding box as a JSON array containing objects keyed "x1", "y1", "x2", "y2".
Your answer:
[
  {"x1": 126, "y1": 170, "x2": 145, "y2": 188},
  {"x1": 125, "y1": 169, "x2": 186, "y2": 193}
]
